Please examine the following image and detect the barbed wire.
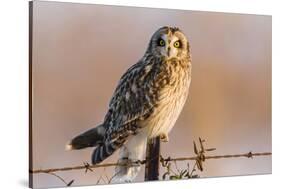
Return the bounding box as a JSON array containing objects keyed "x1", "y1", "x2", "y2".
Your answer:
[
  {"x1": 30, "y1": 152, "x2": 271, "y2": 174},
  {"x1": 30, "y1": 138, "x2": 271, "y2": 187}
]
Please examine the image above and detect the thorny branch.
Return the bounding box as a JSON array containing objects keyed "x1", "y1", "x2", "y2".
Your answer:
[{"x1": 30, "y1": 138, "x2": 272, "y2": 186}]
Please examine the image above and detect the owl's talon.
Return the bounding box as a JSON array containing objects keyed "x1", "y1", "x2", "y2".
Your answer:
[{"x1": 160, "y1": 133, "x2": 169, "y2": 142}]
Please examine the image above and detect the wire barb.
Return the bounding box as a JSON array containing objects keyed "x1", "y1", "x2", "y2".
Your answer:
[{"x1": 83, "y1": 162, "x2": 93, "y2": 173}]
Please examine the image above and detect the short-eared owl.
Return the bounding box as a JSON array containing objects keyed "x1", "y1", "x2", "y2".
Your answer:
[{"x1": 66, "y1": 26, "x2": 192, "y2": 183}]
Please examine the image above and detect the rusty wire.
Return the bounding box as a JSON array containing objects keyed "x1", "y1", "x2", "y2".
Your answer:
[{"x1": 30, "y1": 138, "x2": 271, "y2": 174}]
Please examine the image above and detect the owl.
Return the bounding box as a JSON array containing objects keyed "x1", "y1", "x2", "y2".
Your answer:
[{"x1": 66, "y1": 26, "x2": 192, "y2": 183}]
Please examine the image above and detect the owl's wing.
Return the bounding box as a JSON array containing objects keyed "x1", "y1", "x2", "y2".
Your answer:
[
  {"x1": 92, "y1": 60, "x2": 162, "y2": 164},
  {"x1": 103, "y1": 60, "x2": 162, "y2": 141}
]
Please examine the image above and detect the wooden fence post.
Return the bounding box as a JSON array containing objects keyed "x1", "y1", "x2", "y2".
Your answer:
[{"x1": 145, "y1": 136, "x2": 161, "y2": 181}]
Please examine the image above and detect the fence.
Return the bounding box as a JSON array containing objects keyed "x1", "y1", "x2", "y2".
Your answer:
[{"x1": 30, "y1": 137, "x2": 272, "y2": 186}]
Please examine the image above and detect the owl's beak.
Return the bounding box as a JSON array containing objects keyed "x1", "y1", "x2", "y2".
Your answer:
[{"x1": 167, "y1": 47, "x2": 171, "y2": 57}]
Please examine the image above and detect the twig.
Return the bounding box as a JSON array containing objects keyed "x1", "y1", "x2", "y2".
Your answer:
[
  {"x1": 43, "y1": 172, "x2": 74, "y2": 187},
  {"x1": 47, "y1": 172, "x2": 68, "y2": 185}
]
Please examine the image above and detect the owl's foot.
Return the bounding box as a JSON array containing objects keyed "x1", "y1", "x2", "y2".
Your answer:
[{"x1": 160, "y1": 133, "x2": 169, "y2": 142}]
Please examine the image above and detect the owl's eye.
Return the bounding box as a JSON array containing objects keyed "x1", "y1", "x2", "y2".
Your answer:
[
  {"x1": 158, "y1": 39, "x2": 165, "y2": 46},
  {"x1": 174, "y1": 41, "x2": 181, "y2": 48}
]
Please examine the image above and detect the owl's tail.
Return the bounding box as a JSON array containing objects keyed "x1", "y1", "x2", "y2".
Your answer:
[
  {"x1": 65, "y1": 124, "x2": 105, "y2": 150},
  {"x1": 66, "y1": 123, "x2": 129, "y2": 165},
  {"x1": 110, "y1": 132, "x2": 147, "y2": 183},
  {"x1": 66, "y1": 125, "x2": 147, "y2": 183}
]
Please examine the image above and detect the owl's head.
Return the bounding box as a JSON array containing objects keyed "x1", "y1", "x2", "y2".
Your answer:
[{"x1": 146, "y1": 26, "x2": 190, "y2": 60}]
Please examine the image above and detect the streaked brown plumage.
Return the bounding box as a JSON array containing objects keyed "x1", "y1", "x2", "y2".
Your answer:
[{"x1": 66, "y1": 26, "x2": 192, "y2": 183}]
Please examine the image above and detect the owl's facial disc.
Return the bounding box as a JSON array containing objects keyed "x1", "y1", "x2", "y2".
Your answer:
[{"x1": 158, "y1": 34, "x2": 181, "y2": 59}]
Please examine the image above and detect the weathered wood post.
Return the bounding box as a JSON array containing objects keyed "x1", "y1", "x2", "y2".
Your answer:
[{"x1": 144, "y1": 136, "x2": 161, "y2": 181}]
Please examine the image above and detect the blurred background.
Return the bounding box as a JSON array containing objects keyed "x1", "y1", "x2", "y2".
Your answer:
[{"x1": 31, "y1": 1, "x2": 271, "y2": 188}]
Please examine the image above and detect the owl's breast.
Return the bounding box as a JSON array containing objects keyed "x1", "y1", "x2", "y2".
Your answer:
[{"x1": 141, "y1": 61, "x2": 191, "y2": 138}]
